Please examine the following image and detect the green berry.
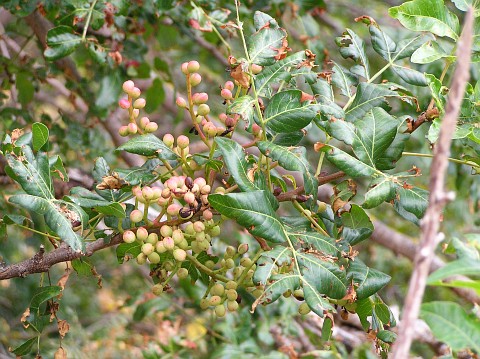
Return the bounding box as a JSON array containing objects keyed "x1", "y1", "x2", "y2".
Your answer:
[
  {"x1": 226, "y1": 289, "x2": 237, "y2": 301},
  {"x1": 172, "y1": 229, "x2": 184, "y2": 244},
  {"x1": 238, "y1": 243, "x2": 248, "y2": 254},
  {"x1": 200, "y1": 298, "x2": 209, "y2": 309},
  {"x1": 215, "y1": 305, "x2": 226, "y2": 317},
  {"x1": 163, "y1": 237, "x2": 175, "y2": 251},
  {"x1": 210, "y1": 225, "x2": 221, "y2": 237},
  {"x1": 148, "y1": 252, "x2": 160, "y2": 264},
  {"x1": 209, "y1": 295, "x2": 222, "y2": 306},
  {"x1": 173, "y1": 248, "x2": 187, "y2": 262},
  {"x1": 136, "y1": 253, "x2": 147, "y2": 265},
  {"x1": 164, "y1": 261, "x2": 175, "y2": 271},
  {"x1": 240, "y1": 257, "x2": 252, "y2": 268},
  {"x1": 177, "y1": 268, "x2": 189, "y2": 279},
  {"x1": 142, "y1": 243, "x2": 154, "y2": 256},
  {"x1": 225, "y1": 246, "x2": 236, "y2": 258},
  {"x1": 129, "y1": 209, "x2": 143, "y2": 223},
  {"x1": 160, "y1": 225, "x2": 173, "y2": 238},
  {"x1": 136, "y1": 227, "x2": 148, "y2": 242},
  {"x1": 211, "y1": 283, "x2": 225, "y2": 296},
  {"x1": 298, "y1": 303, "x2": 311, "y2": 315},
  {"x1": 152, "y1": 284, "x2": 163, "y2": 296},
  {"x1": 123, "y1": 230, "x2": 136, "y2": 244},
  {"x1": 187, "y1": 60, "x2": 200, "y2": 73},
  {"x1": 225, "y1": 258, "x2": 235, "y2": 269},
  {"x1": 156, "y1": 241, "x2": 167, "y2": 253},
  {"x1": 227, "y1": 300, "x2": 239, "y2": 312},
  {"x1": 146, "y1": 233, "x2": 159, "y2": 245},
  {"x1": 205, "y1": 260, "x2": 215, "y2": 269},
  {"x1": 226, "y1": 281, "x2": 238, "y2": 290},
  {"x1": 178, "y1": 238, "x2": 189, "y2": 250},
  {"x1": 197, "y1": 104, "x2": 210, "y2": 116}
]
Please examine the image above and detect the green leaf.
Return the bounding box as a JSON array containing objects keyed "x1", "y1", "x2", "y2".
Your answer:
[
  {"x1": 30, "y1": 285, "x2": 62, "y2": 311},
  {"x1": 145, "y1": 78, "x2": 165, "y2": 113},
  {"x1": 44, "y1": 26, "x2": 82, "y2": 61},
  {"x1": 389, "y1": 0, "x2": 460, "y2": 40},
  {"x1": 248, "y1": 12, "x2": 288, "y2": 66},
  {"x1": 49, "y1": 155, "x2": 68, "y2": 181},
  {"x1": 363, "y1": 177, "x2": 396, "y2": 208},
  {"x1": 428, "y1": 259, "x2": 480, "y2": 284},
  {"x1": 377, "y1": 330, "x2": 397, "y2": 344},
  {"x1": 95, "y1": 74, "x2": 122, "y2": 109},
  {"x1": 255, "y1": 51, "x2": 308, "y2": 96},
  {"x1": 303, "y1": 283, "x2": 335, "y2": 317},
  {"x1": 32, "y1": 123, "x2": 49, "y2": 152},
  {"x1": 10, "y1": 337, "x2": 38, "y2": 356},
  {"x1": 394, "y1": 186, "x2": 429, "y2": 224},
  {"x1": 258, "y1": 142, "x2": 318, "y2": 201},
  {"x1": 297, "y1": 252, "x2": 347, "y2": 299},
  {"x1": 87, "y1": 42, "x2": 107, "y2": 64},
  {"x1": 352, "y1": 108, "x2": 401, "y2": 170},
  {"x1": 336, "y1": 29, "x2": 370, "y2": 80},
  {"x1": 288, "y1": 231, "x2": 339, "y2": 256},
  {"x1": 227, "y1": 95, "x2": 255, "y2": 130},
  {"x1": 411, "y1": 41, "x2": 455, "y2": 64},
  {"x1": 72, "y1": 258, "x2": 94, "y2": 276},
  {"x1": 254, "y1": 246, "x2": 293, "y2": 285},
  {"x1": 319, "y1": 145, "x2": 377, "y2": 178},
  {"x1": 208, "y1": 191, "x2": 288, "y2": 244},
  {"x1": 331, "y1": 61, "x2": 358, "y2": 98},
  {"x1": 421, "y1": 301, "x2": 480, "y2": 352},
  {"x1": 341, "y1": 204, "x2": 374, "y2": 245},
  {"x1": 347, "y1": 260, "x2": 391, "y2": 299},
  {"x1": 9, "y1": 194, "x2": 85, "y2": 252},
  {"x1": 16, "y1": 72, "x2": 35, "y2": 106},
  {"x1": 116, "y1": 134, "x2": 178, "y2": 160},
  {"x1": 264, "y1": 90, "x2": 344, "y2": 133},
  {"x1": 116, "y1": 242, "x2": 142, "y2": 264},
  {"x1": 6, "y1": 148, "x2": 53, "y2": 199},
  {"x1": 94, "y1": 202, "x2": 126, "y2": 218},
  {"x1": 451, "y1": 0, "x2": 480, "y2": 15}
]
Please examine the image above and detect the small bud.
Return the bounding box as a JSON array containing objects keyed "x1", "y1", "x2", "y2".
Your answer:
[
  {"x1": 167, "y1": 203, "x2": 181, "y2": 216},
  {"x1": 160, "y1": 225, "x2": 173, "y2": 238},
  {"x1": 123, "y1": 230, "x2": 136, "y2": 243},
  {"x1": 193, "y1": 221, "x2": 205, "y2": 233},
  {"x1": 152, "y1": 187, "x2": 162, "y2": 200},
  {"x1": 203, "y1": 209, "x2": 213, "y2": 220},
  {"x1": 224, "y1": 81, "x2": 234, "y2": 91},
  {"x1": 177, "y1": 268, "x2": 189, "y2": 279},
  {"x1": 173, "y1": 248, "x2": 187, "y2": 262},
  {"x1": 238, "y1": 243, "x2": 249, "y2": 254},
  {"x1": 211, "y1": 283, "x2": 225, "y2": 296},
  {"x1": 132, "y1": 108, "x2": 140, "y2": 118},
  {"x1": 197, "y1": 104, "x2": 210, "y2": 116},
  {"x1": 181, "y1": 62, "x2": 189, "y2": 75},
  {"x1": 184, "y1": 191, "x2": 196, "y2": 204},
  {"x1": 172, "y1": 229, "x2": 184, "y2": 244},
  {"x1": 187, "y1": 60, "x2": 200, "y2": 73},
  {"x1": 142, "y1": 186, "x2": 155, "y2": 201},
  {"x1": 176, "y1": 96, "x2": 187, "y2": 108},
  {"x1": 240, "y1": 257, "x2": 252, "y2": 268},
  {"x1": 142, "y1": 242, "x2": 154, "y2": 256},
  {"x1": 177, "y1": 135, "x2": 190, "y2": 149},
  {"x1": 226, "y1": 281, "x2": 238, "y2": 290},
  {"x1": 148, "y1": 252, "x2": 160, "y2": 264},
  {"x1": 139, "y1": 116, "x2": 150, "y2": 130},
  {"x1": 215, "y1": 305, "x2": 226, "y2": 317},
  {"x1": 227, "y1": 300, "x2": 239, "y2": 312},
  {"x1": 146, "y1": 233, "x2": 159, "y2": 245},
  {"x1": 127, "y1": 122, "x2": 138, "y2": 135},
  {"x1": 163, "y1": 133, "x2": 175, "y2": 147},
  {"x1": 209, "y1": 295, "x2": 222, "y2": 306},
  {"x1": 122, "y1": 80, "x2": 135, "y2": 93},
  {"x1": 163, "y1": 236, "x2": 175, "y2": 251},
  {"x1": 210, "y1": 225, "x2": 221, "y2": 237},
  {"x1": 226, "y1": 289, "x2": 237, "y2": 301},
  {"x1": 225, "y1": 258, "x2": 235, "y2": 269},
  {"x1": 136, "y1": 253, "x2": 147, "y2": 265},
  {"x1": 129, "y1": 209, "x2": 143, "y2": 223},
  {"x1": 155, "y1": 241, "x2": 167, "y2": 253},
  {"x1": 251, "y1": 63, "x2": 263, "y2": 74},
  {"x1": 118, "y1": 125, "x2": 129, "y2": 137},
  {"x1": 133, "y1": 98, "x2": 146, "y2": 109},
  {"x1": 131, "y1": 87, "x2": 141, "y2": 98},
  {"x1": 221, "y1": 88, "x2": 233, "y2": 100},
  {"x1": 189, "y1": 73, "x2": 202, "y2": 86},
  {"x1": 119, "y1": 98, "x2": 131, "y2": 109},
  {"x1": 192, "y1": 92, "x2": 208, "y2": 104},
  {"x1": 218, "y1": 113, "x2": 228, "y2": 123},
  {"x1": 152, "y1": 284, "x2": 163, "y2": 296},
  {"x1": 136, "y1": 227, "x2": 149, "y2": 241},
  {"x1": 225, "y1": 246, "x2": 236, "y2": 258}
]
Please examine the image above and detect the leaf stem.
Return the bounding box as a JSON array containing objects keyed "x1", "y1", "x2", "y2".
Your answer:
[
  {"x1": 81, "y1": 0, "x2": 98, "y2": 42},
  {"x1": 186, "y1": 253, "x2": 229, "y2": 282},
  {"x1": 292, "y1": 200, "x2": 329, "y2": 236},
  {"x1": 402, "y1": 151, "x2": 478, "y2": 168}
]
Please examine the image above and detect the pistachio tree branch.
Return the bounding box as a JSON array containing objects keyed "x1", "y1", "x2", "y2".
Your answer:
[{"x1": 391, "y1": 9, "x2": 474, "y2": 358}]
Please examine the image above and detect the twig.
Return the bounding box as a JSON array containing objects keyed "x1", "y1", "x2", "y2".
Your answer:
[
  {"x1": 404, "y1": 108, "x2": 439, "y2": 134},
  {"x1": 391, "y1": 9, "x2": 474, "y2": 358}
]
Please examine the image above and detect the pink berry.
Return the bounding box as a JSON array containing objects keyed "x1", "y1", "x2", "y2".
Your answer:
[
  {"x1": 167, "y1": 203, "x2": 181, "y2": 216},
  {"x1": 221, "y1": 88, "x2": 233, "y2": 100},
  {"x1": 127, "y1": 122, "x2": 138, "y2": 134},
  {"x1": 118, "y1": 125, "x2": 129, "y2": 137},
  {"x1": 119, "y1": 98, "x2": 131, "y2": 109},
  {"x1": 131, "y1": 87, "x2": 141, "y2": 98},
  {"x1": 132, "y1": 109, "x2": 139, "y2": 118},
  {"x1": 177, "y1": 135, "x2": 190, "y2": 149},
  {"x1": 163, "y1": 133, "x2": 175, "y2": 147},
  {"x1": 189, "y1": 73, "x2": 202, "y2": 86},
  {"x1": 224, "y1": 81, "x2": 235, "y2": 91},
  {"x1": 136, "y1": 227, "x2": 149, "y2": 241},
  {"x1": 123, "y1": 230, "x2": 136, "y2": 243},
  {"x1": 187, "y1": 60, "x2": 200, "y2": 73},
  {"x1": 184, "y1": 192, "x2": 196, "y2": 204},
  {"x1": 176, "y1": 97, "x2": 187, "y2": 108},
  {"x1": 181, "y1": 62, "x2": 189, "y2": 75},
  {"x1": 122, "y1": 80, "x2": 135, "y2": 93},
  {"x1": 192, "y1": 92, "x2": 208, "y2": 104},
  {"x1": 163, "y1": 236, "x2": 175, "y2": 251},
  {"x1": 130, "y1": 209, "x2": 143, "y2": 223},
  {"x1": 145, "y1": 122, "x2": 158, "y2": 133},
  {"x1": 139, "y1": 117, "x2": 150, "y2": 129},
  {"x1": 219, "y1": 113, "x2": 228, "y2": 123}
]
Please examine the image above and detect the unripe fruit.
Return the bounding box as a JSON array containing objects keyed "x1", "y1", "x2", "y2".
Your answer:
[
  {"x1": 215, "y1": 187, "x2": 226, "y2": 194},
  {"x1": 200, "y1": 185, "x2": 211, "y2": 195},
  {"x1": 142, "y1": 243, "x2": 154, "y2": 256},
  {"x1": 178, "y1": 238, "x2": 189, "y2": 250},
  {"x1": 143, "y1": 187, "x2": 156, "y2": 201},
  {"x1": 119, "y1": 98, "x2": 131, "y2": 109},
  {"x1": 200, "y1": 298, "x2": 209, "y2": 309},
  {"x1": 197, "y1": 239, "x2": 210, "y2": 252},
  {"x1": 145, "y1": 122, "x2": 158, "y2": 133},
  {"x1": 152, "y1": 284, "x2": 163, "y2": 296},
  {"x1": 238, "y1": 243, "x2": 249, "y2": 254},
  {"x1": 197, "y1": 104, "x2": 210, "y2": 116},
  {"x1": 167, "y1": 203, "x2": 181, "y2": 216},
  {"x1": 226, "y1": 281, "x2": 238, "y2": 290},
  {"x1": 181, "y1": 62, "x2": 189, "y2": 75},
  {"x1": 194, "y1": 177, "x2": 207, "y2": 188},
  {"x1": 189, "y1": 73, "x2": 202, "y2": 86},
  {"x1": 177, "y1": 135, "x2": 190, "y2": 149},
  {"x1": 192, "y1": 92, "x2": 208, "y2": 104},
  {"x1": 156, "y1": 241, "x2": 167, "y2": 253},
  {"x1": 136, "y1": 227, "x2": 148, "y2": 242},
  {"x1": 298, "y1": 303, "x2": 311, "y2": 315},
  {"x1": 132, "y1": 108, "x2": 139, "y2": 118},
  {"x1": 187, "y1": 60, "x2": 200, "y2": 73},
  {"x1": 129, "y1": 210, "x2": 143, "y2": 223},
  {"x1": 177, "y1": 267, "x2": 189, "y2": 279},
  {"x1": 176, "y1": 96, "x2": 187, "y2": 108},
  {"x1": 139, "y1": 116, "x2": 150, "y2": 129},
  {"x1": 211, "y1": 283, "x2": 225, "y2": 296},
  {"x1": 304, "y1": 209, "x2": 312, "y2": 217},
  {"x1": 160, "y1": 225, "x2": 173, "y2": 238},
  {"x1": 148, "y1": 252, "x2": 160, "y2": 264},
  {"x1": 209, "y1": 295, "x2": 222, "y2": 306},
  {"x1": 118, "y1": 125, "x2": 129, "y2": 137},
  {"x1": 191, "y1": 240, "x2": 201, "y2": 254},
  {"x1": 226, "y1": 289, "x2": 237, "y2": 301},
  {"x1": 193, "y1": 221, "x2": 205, "y2": 233},
  {"x1": 163, "y1": 236, "x2": 175, "y2": 251},
  {"x1": 215, "y1": 305, "x2": 226, "y2": 317},
  {"x1": 224, "y1": 247, "x2": 234, "y2": 259},
  {"x1": 219, "y1": 113, "x2": 228, "y2": 123},
  {"x1": 251, "y1": 63, "x2": 263, "y2": 74},
  {"x1": 224, "y1": 81, "x2": 234, "y2": 91},
  {"x1": 210, "y1": 225, "x2": 221, "y2": 237},
  {"x1": 133, "y1": 98, "x2": 146, "y2": 109},
  {"x1": 203, "y1": 209, "x2": 213, "y2": 220},
  {"x1": 220, "y1": 88, "x2": 233, "y2": 100},
  {"x1": 173, "y1": 248, "x2": 187, "y2": 262},
  {"x1": 131, "y1": 87, "x2": 141, "y2": 98},
  {"x1": 184, "y1": 192, "x2": 196, "y2": 205},
  {"x1": 136, "y1": 253, "x2": 147, "y2": 265},
  {"x1": 172, "y1": 229, "x2": 184, "y2": 244},
  {"x1": 205, "y1": 260, "x2": 215, "y2": 269},
  {"x1": 317, "y1": 201, "x2": 328, "y2": 213},
  {"x1": 225, "y1": 258, "x2": 235, "y2": 269},
  {"x1": 157, "y1": 196, "x2": 169, "y2": 206},
  {"x1": 227, "y1": 300, "x2": 239, "y2": 312},
  {"x1": 164, "y1": 261, "x2": 175, "y2": 271},
  {"x1": 127, "y1": 122, "x2": 138, "y2": 134},
  {"x1": 122, "y1": 80, "x2": 135, "y2": 93},
  {"x1": 146, "y1": 233, "x2": 159, "y2": 245},
  {"x1": 123, "y1": 230, "x2": 136, "y2": 243}
]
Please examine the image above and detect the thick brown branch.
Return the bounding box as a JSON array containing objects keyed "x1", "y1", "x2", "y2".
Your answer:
[{"x1": 391, "y1": 9, "x2": 474, "y2": 358}]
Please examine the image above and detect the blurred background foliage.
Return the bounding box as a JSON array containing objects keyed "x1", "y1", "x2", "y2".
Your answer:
[{"x1": 1, "y1": 0, "x2": 479, "y2": 358}]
